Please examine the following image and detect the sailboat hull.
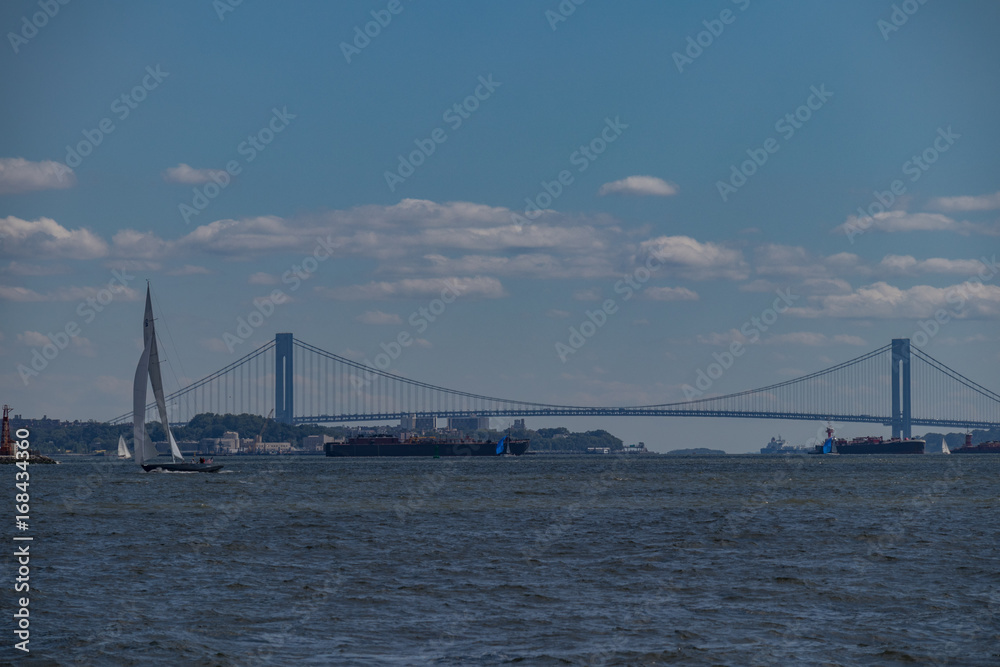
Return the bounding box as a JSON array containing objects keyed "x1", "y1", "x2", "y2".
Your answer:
[{"x1": 142, "y1": 463, "x2": 223, "y2": 473}]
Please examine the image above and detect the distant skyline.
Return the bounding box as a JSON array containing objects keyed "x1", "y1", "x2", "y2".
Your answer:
[{"x1": 2, "y1": 1, "x2": 998, "y2": 452}]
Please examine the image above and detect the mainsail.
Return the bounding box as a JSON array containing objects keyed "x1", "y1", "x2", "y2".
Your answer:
[{"x1": 132, "y1": 286, "x2": 183, "y2": 465}]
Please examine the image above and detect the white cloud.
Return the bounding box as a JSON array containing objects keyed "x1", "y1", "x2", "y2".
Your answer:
[
  {"x1": 929, "y1": 190, "x2": 1000, "y2": 212},
  {"x1": 16, "y1": 331, "x2": 51, "y2": 347},
  {"x1": 410, "y1": 252, "x2": 616, "y2": 280},
  {"x1": 790, "y1": 281, "x2": 1000, "y2": 319},
  {"x1": 162, "y1": 163, "x2": 229, "y2": 185},
  {"x1": 645, "y1": 286, "x2": 699, "y2": 301},
  {"x1": 72, "y1": 335, "x2": 96, "y2": 357},
  {"x1": 799, "y1": 278, "x2": 853, "y2": 296},
  {"x1": 104, "y1": 259, "x2": 161, "y2": 272},
  {"x1": 110, "y1": 229, "x2": 171, "y2": 259},
  {"x1": 0, "y1": 157, "x2": 75, "y2": 195},
  {"x1": 696, "y1": 329, "x2": 747, "y2": 346},
  {"x1": 598, "y1": 175, "x2": 678, "y2": 197},
  {"x1": 0, "y1": 200, "x2": 621, "y2": 282},
  {"x1": 753, "y1": 244, "x2": 865, "y2": 280},
  {"x1": 16, "y1": 330, "x2": 95, "y2": 356},
  {"x1": 356, "y1": 310, "x2": 402, "y2": 325},
  {"x1": 0, "y1": 216, "x2": 107, "y2": 259},
  {"x1": 166, "y1": 264, "x2": 211, "y2": 276},
  {"x1": 248, "y1": 272, "x2": 277, "y2": 285},
  {"x1": 832, "y1": 334, "x2": 868, "y2": 346},
  {"x1": 639, "y1": 236, "x2": 748, "y2": 281},
  {"x1": 316, "y1": 276, "x2": 504, "y2": 300},
  {"x1": 877, "y1": 255, "x2": 988, "y2": 276},
  {"x1": 762, "y1": 332, "x2": 867, "y2": 346},
  {"x1": 0, "y1": 284, "x2": 140, "y2": 302},
  {"x1": 834, "y1": 210, "x2": 993, "y2": 236},
  {"x1": 573, "y1": 288, "x2": 602, "y2": 301},
  {"x1": 2, "y1": 261, "x2": 69, "y2": 276}
]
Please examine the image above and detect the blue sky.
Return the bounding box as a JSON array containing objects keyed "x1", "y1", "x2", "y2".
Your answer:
[{"x1": 2, "y1": 0, "x2": 998, "y2": 452}]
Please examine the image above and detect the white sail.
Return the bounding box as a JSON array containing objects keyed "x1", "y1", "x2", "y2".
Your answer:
[
  {"x1": 941, "y1": 441, "x2": 951, "y2": 454},
  {"x1": 167, "y1": 430, "x2": 183, "y2": 461},
  {"x1": 146, "y1": 307, "x2": 183, "y2": 462},
  {"x1": 132, "y1": 313, "x2": 158, "y2": 466},
  {"x1": 117, "y1": 434, "x2": 132, "y2": 459}
]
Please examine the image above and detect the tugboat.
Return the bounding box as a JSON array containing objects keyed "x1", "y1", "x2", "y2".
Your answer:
[{"x1": 951, "y1": 433, "x2": 1000, "y2": 454}]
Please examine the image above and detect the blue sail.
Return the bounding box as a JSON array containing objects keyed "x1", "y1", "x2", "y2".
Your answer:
[
  {"x1": 822, "y1": 437, "x2": 833, "y2": 454},
  {"x1": 496, "y1": 436, "x2": 507, "y2": 455}
]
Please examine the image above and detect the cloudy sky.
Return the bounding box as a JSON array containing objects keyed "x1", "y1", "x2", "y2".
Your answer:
[{"x1": 2, "y1": 0, "x2": 998, "y2": 452}]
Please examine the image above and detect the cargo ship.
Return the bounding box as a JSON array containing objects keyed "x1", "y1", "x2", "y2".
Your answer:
[
  {"x1": 760, "y1": 435, "x2": 808, "y2": 454},
  {"x1": 951, "y1": 434, "x2": 1000, "y2": 454},
  {"x1": 325, "y1": 434, "x2": 529, "y2": 457},
  {"x1": 811, "y1": 425, "x2": 924, "y2": 454}
]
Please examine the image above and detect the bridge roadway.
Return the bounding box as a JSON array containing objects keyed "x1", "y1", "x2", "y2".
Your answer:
[{"x1": 289, "y1": 409, "x2": 1000, "y2": 431}]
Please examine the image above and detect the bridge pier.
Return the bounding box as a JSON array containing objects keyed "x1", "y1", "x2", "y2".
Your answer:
[
  {"x1": 891, "y1": 338, "x2": 911, "y2": 439},
  {"x1": 275, "y1": 333, "x2": 294, "y2": 424}
]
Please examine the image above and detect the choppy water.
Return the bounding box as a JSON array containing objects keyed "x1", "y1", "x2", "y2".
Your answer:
[{"x1": 12, "y1": 454, "x2": 1000, "y2": 665}]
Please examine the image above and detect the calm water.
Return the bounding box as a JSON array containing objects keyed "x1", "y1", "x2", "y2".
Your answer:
[{"x1": 14, "y1": 453, "x2": 1000, "y2": 665}]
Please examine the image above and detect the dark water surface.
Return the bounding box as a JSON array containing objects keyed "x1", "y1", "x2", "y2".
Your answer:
[{"x1": 15, "y1": 454, "x2": 1000, "y2": 665}]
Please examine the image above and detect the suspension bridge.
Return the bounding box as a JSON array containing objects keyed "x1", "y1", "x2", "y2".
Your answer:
[{"x1": 109, "y1": 334, "x2": 1000, "y2": 436}]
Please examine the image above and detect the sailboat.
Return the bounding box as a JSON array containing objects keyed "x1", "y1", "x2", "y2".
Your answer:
[
  {"x1": 117, "y1": 434, "x2": 132, "y2": 459},
  {"x1": 133, "y1": 284, "x2": 222, "y2": 473}
]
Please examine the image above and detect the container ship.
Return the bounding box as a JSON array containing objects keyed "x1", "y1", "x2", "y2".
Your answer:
[
  {"x1": 951, "y1": 434, "x2": 1000, "y2": 454},
  {"x1": 325, "y1": 434, "x2": 529, "y2": 457},
  {"x1": 811, "y1": 426, "x2": 924, "y2": 454}
]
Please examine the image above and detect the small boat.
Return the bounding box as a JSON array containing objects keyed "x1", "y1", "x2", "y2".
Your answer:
[
  {"x1": 133, "y1": 285, "x2": 222, "y2": 473},
  {"x1": 117, "y1": 434, "x2": 132, "y2": 459}
]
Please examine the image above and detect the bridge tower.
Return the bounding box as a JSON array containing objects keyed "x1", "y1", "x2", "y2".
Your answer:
[
  {"x1": 275, "y1": 333, "x2": 294, "y2": 424},
  {"x1": 891, "y1": 338, "x2": 911, "y2": 439}
]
